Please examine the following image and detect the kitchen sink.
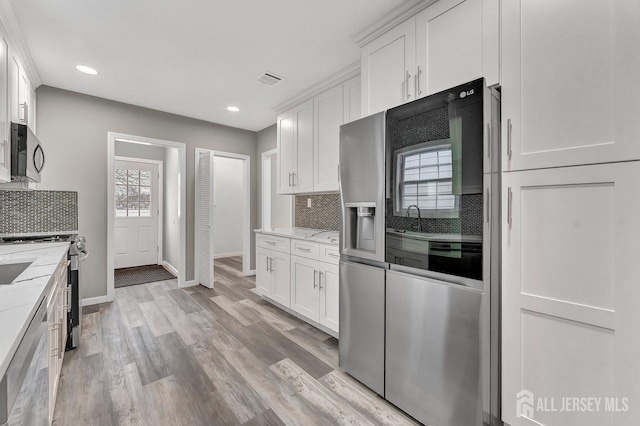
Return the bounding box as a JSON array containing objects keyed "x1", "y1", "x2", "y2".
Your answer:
[{"x1": 0, "y1": 262, "x2": 32, "y2": 285}]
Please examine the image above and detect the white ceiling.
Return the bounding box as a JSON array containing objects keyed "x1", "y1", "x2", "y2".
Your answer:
[{"x1": 9, "y1": 0, "x2": 403, "y2": 131}]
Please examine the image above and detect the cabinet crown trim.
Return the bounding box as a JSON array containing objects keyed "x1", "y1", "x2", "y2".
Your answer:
[
  {"x1": 0, "y1": 2, "x2": 42, "y2": 87},
  {"x1": 351, "y1": 0, "x2": 437, "y2": 48},
  {"x1": 273, "y1": 61, "x2": 360, "y2": 114}
]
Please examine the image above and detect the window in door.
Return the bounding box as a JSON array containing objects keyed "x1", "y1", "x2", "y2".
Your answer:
[
  {"x1": 115, "y1": 168, "x2": 152, "y2": 217},
  {"x1": 395, "y1": 143, "x2": 458, "y2": 217}
]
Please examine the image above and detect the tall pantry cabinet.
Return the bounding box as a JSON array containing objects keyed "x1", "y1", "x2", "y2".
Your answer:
[{"x1": 501, "y1": 0, "x2": 640, "y2": 425}]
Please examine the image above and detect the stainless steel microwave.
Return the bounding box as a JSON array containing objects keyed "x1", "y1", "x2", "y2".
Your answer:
[{"x1": 11, "y1": 123, "x2": 44, "y2": 182}]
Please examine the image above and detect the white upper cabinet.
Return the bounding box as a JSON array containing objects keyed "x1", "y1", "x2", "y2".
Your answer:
[
  {"x1": 361, "y1": 18, "x2": 415, "y2": 115},
  {"x1": 293, "y1": 99, "x2": 314, "y2": 193},
  {"x1": 361, "y1": 0, "x2": 499, "y2": 115},
  {"x1": 502, "y1": 162, "x2": 640, "y2": 425},
  {"x1": 343, "y1": 75, "x2": 361, "y2": 124},
  {"x1": 277, "y1": 77, "x2": 358, "y2": 195},
  {"x1": 502, "y1": 0, "x2": 640, "y2": 171},
  {"x1": 314, "y1": 84, "x2": 343, "y2": 192},
  {"x1": 0, "y1": 36, "x2": 9, "y2": 183},
  {"x1": 277, "y1": 109, "x2": 295, "y2": 194},
  {"x1": 416, "y1": 0, "x2": 498, "y2": 97}
]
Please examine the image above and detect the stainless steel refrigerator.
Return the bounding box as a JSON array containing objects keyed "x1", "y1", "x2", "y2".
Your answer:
[{"x1": 339, "y1": 79, "x2": 502, "y2": 426}]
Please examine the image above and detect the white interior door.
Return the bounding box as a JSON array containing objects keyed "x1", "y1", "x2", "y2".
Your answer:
[
  {"x1": 114, "y1": 160, "x2": 159, "y2": 268},
  {"x1": 198, "y1": 151, "x2": 215, "y2": 288}
]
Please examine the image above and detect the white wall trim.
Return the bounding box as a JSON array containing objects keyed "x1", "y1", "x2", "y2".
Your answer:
[
  {"x1": 108, "y1": 132, "x2": 187, "y2": 303},
  {"x1": 114, "y1": 155, "x2": 164, "y2": 266},
  {"x1": 82, "y1": 295, "x2": 109, "y2": 307},
  {"x1": 351, "y1": 0, "x2": 438, "y2": 47},
  {"x1": 162, "y1": 260, "x2": 179, "y2": 277},
  {"x1": 184, "y1": 280, "x2": 197, "y2": 288},
  {"x1": 194, "y1": 149, "x2": 252, "y2": 285},
  {"x1": 242, "y1": 270, "x2": 256, "y2": 277},
  {"x1": 213, "y1": 252, "x2": 243, "y2": 259},
  {"x1": 0, "y1": 1, "x2": 42, "y2": 86},
  {"x1": 273, "y1": 61, "x2": 360, "y2": 114}
]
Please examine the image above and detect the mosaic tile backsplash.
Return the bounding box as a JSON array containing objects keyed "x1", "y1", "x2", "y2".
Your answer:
[
  {"x1": 0, "y1": 190, "x2": 78, "y2": 235},
  {"x1": 295, "y1": 193, "x2": 340, "y2": 231}
]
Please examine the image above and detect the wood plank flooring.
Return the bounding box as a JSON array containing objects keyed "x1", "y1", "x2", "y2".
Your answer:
[{"x1": 54, "y1": 256, "x2": 417, "y2": 425}]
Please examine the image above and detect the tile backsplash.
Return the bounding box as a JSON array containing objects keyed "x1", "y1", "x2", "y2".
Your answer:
[
  {"x1": 0, "y1": 190, "x2": 78, "y2": 235},
  {"x1": 295, "y1": 193, "x2": 340, "y2": 231}
]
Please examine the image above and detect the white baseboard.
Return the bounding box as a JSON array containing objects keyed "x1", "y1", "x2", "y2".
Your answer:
[
  {"x1": 162, "y1": 261, "x2": 179, "y2": 277},
  {"x1": 242, "y1": 269, "x2": 256, "y2": 277},
  {"x1": 182, "y1": 279, "x2": 197, "y2": 288},
  {"x1": 214, "y1": 252, "x2": 243, "y2": 259},
  {"x1": 82, "y1": 295, "x2": 109, "y2": 307}
]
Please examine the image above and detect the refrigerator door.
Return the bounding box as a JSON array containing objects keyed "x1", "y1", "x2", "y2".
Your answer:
[
  {"x1": 386, "y1": 269, "x2": 485, "y2": 426},
  {"x1": 339, "y1": 260, "x2": 385, "y2": 396},
  {"x1": 339, "y1": 112, "x2": 386, "y2": 263}
]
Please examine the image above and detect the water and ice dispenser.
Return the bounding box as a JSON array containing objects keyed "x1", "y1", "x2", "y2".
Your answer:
[{"x1": 344, "y1": 202, "x2": 377, "y2": 253}]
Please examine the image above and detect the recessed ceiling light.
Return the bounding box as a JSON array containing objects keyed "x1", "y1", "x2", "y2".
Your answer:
[
  {"x1": 76, "y1": 65, "x2": 98, "y2": 75},
  {"x1": 227, "y1": 106, "x2": 240, "y2": 112}
]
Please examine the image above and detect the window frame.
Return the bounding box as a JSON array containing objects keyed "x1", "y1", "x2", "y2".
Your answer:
[
  {"x1": 115, "y1": 168, "x2": 153, "y2": 218},
  {"x1": 393, "y1": 139, "x2": 460, "y2": 219}
]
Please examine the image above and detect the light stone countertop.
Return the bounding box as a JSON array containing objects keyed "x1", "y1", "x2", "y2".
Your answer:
[
  {"x1": 0, "y1": 242, "x2": 70, "y2": 378},
  {"x1": 255, "y1": 227, "x2": 339, "y2": 245}
]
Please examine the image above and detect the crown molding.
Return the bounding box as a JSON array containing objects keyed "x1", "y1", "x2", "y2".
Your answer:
[
  {"x1": 0, "y1": 1, "x2": 42, "y2": 87},
  {"x1": 273, "y1": 61, "x2": 360, "y2": 114},
  {"x1": 351, "y1": 0, "x2": 439, "y2": 48}
]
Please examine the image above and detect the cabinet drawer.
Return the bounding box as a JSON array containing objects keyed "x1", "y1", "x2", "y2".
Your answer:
[
  {"x1": 291, "y1": 239, "x2": 319, "y2": 260},
  {"x1": 256, "y1": 234, "x2": 290, "y2": 253},
  {"x1": 319, "y1": 244, "x2": 340, "y2": 265}
]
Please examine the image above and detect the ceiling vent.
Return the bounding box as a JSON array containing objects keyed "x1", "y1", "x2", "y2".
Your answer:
[{"x1": 257, "y1": 72, "x2": 285, "y2": 86}]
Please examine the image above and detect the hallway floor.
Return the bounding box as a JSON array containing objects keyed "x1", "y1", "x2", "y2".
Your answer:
[{"x1": 53, "y1": 257, "x2": 416, "y2": 425}]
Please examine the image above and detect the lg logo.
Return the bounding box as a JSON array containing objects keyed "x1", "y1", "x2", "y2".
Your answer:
[{"x1": 459, "y1": 89, "x2": 475, "y2": 98}]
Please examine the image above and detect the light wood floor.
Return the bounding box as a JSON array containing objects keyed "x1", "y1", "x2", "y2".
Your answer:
[{"x1": 54, "y1": 256, "x2": 417, "y2": 425}]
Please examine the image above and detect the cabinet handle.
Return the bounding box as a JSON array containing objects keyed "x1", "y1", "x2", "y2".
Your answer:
[
  {"x1": 416, "y1": 65, "x2": 422, "y2": 96},
  {"x1": 319, "y1": 271, "x2": 323, "y2": 291},
  {"x1": 313, "y1": 270, "x2": 318, "y2": 289},
  {"x1": 328, "y1": 252, "x2": 340, "y2": 259},
  {"x1": 288, "y1": 172, "x2": 292, "y2": 187},
  {"x1": 266, "y1": 241, "x2": 276, "y2": 246},
  {"x1": 48, "y1": 322, "x2": 61, "y2": 358},
  {"x1": 19, "y1": 103, "x2": 27, "y2": 123},
  {"x1": 405, "y1": 70, "x2": 412, "y2": 100},
  {"x1": 62, "y1": 287, "x2": 70, "y2": 310},
  {"x1": 507, "y1": 119, "x2": 513, "y2": 160},
  {"x1": 487, "y1": 123, "x2": 491, "y2": 159},
  {"x1": 337, "y1": 164, "x2": 340, "y2": 182},
  {"x1": 292, "y1": 172, "x2": 296, "y2": 187},
  {"x1": 507, "y1": 187, "x2": 513, "y2": 227},
  {"x1": 298, "y1": 247, "x2": 311, "y2": 253},
  {"x1": 486, "y1": 188, "x2": 490, "y2": 224}
]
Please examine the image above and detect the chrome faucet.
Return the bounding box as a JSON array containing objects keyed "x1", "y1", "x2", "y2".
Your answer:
[{"x1": 406, "y1": 204, "x2": 423, "y2": 233}]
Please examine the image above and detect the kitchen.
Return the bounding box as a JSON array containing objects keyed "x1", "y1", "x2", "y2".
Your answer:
[{"x1": 1, "y1": 0, "x2": 639, "y2": 425}]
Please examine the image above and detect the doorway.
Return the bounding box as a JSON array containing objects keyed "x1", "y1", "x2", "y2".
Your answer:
[
  {"x1": 107, "y1": 133, "x2": 187, "y2": 300},
  {"x1": 261, "y1": 149, "x2": 292, "y2": 230},
  {"x1": 195, "y1": 149, "x2": 251, "y2": 288}
]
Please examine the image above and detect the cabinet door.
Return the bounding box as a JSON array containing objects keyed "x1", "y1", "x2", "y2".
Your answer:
[
  {"x1": 256, "y1": 247, "x2": 272, "y2": 296},
  {"x1": 319, "y1": 262, "x2": 339, "y2": 332},
  {"x1": 47, "y1": 281, "x2": 60, "y2": 424},
  {"x1": 502, "y1": 0, "x2": 640, "y2": 171},
  {"x1": 361, "y1": 18, "x2": 416, "y2": 115},
  {"x1": 28, "y1": 83, "x2": 36, "y2": 133},
  {"x1": 415, "y1": 0, "x2": 485, "y2": 97},
  {"x1": 271, "y1": 250, "x2": 291, "y2": 307},
  {"x1": 0, "y1": 36, "x2": 8, "y2": 183},
  {"x1": 277, "y1": 109, "x2": 295, "y2": 194},
  {"x1": 293, "y1": 99, "x2": 314, "y2": 193},
  {"x1": 502, "y1": 163, "x2": 640, "y2": 425},
  {"x1": 313, "y1": 85, "x2": 343, "y2": 192},
  {"x1": 290, "y1": 255, "x2": 319, "y2": 321},
  {"x1": 18, "y1": 66, "x2": 28, "y2": 126},
  {"x1": 10, "y1": 57, "x2": 18, "y2": 124},
  {"x1": 343, "y1": 75, "x2": 361, "y2": 124}
]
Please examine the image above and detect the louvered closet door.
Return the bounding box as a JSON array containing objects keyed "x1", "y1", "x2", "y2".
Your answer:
[{"x1": 198, "y1": 152, "x2": 215, "y2": 288}]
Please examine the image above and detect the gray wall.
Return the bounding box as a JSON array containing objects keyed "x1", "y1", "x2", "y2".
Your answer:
[{"x1": 36, "y1": 86, "x2": 258, "y2": 300}]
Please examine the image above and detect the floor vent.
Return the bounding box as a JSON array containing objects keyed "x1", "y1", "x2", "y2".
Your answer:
[{"x1": 257, "y1": 72, "x2": 284, "y2": 86}]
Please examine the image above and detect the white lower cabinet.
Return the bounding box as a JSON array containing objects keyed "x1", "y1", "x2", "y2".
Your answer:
[
  {"x1": 502, "y1": 162, "x2": 640, "y2": 425},
  {"x1": 290, "y1": 255, "x2": 320, "y2": 321},
  {"x1": 255, "y1": 232, "x2": 339, "y2": 335},
  {"x1": 48, "y1": 256, "x2": 69, "y2": 424},
  {"x1": 255, "y1": 246, "x2": 291, "y2": 307}
]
